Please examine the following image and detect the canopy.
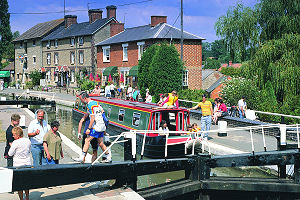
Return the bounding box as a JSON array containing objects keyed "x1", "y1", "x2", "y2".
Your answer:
[
  {"x1": 95, "y1": 74, "x2": 101, "y2": 82},
  {"x1": 128, "y1": 65, "x2": 139, "y2": 77},
  {"x1": 103, "y1": 66, "x2": 117, "y2": 76},
  {"x1": 89, "y1": 73, "x2": 94, "y2": 81},
  {"x1": 0, "y1": 71, "x2": 10, "y2": 78}
]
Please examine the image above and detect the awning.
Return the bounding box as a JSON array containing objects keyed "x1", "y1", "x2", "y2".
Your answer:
[
  {"x1": 128, "y1": 65, "x2": 138, "y2": 77},
  {"x1": 0, "y1": 71, "x2": 10, "y2": 78},
  {"x1": 103, "y1": 66, "x2": 117, "y2": 76}
]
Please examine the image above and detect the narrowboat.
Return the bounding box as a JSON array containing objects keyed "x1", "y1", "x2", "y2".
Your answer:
[{"x1": 72, "y1": 96, "x2": 193, "y2": 158}]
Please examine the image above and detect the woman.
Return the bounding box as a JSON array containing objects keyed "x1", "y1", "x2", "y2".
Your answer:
[
  {"x1": 8, "y1": 127, "x2": 31, "y2": 200},
  {"x1": 43, "y1": 120, "x2": 64, "y2": 164},
  {"x1": 145, "y1": 89, "x2": 152, "y2": 103},
  {"x1": 212, "y1": 98, "x2": 221, "y2": 124},
  {"x1": 158, "y1": 120, "x2": 169, "y2": 133},
  {"x1": 161, "y1": 91, "x2": 179, "y2": 109},
  {"x1": 219, "y1": 99, "x2": 228, "y2": 117},
  {"x1": 127, "y1": 84, "x2": 133, "y2": 100}
]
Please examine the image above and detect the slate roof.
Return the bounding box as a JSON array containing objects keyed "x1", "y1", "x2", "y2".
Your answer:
[
  {"x1": 1, "y1": 62, "x2": 14, "y2": 71},
  {"x1": 206, "y1": 76, "x2": 227, "y2": 93},
  {"x1": 42, "y1": 18, "x2": 114, "y2": 41},
  {"x1": 96, "y1": 23, "x2": 205, "y2": 46},
  {"x1": 13, "y1": 19, "x2": 64, "y2": 42},
  {"x1": 202, "y1": 69, "x2": 215, "y2": 80}
]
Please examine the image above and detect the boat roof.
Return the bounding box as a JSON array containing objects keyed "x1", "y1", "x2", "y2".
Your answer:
[{"x1": 90, "y1": 96, "x2": 188, "y2": 112}]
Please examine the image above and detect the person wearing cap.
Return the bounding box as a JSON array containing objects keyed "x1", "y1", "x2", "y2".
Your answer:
[
  {"x1": 238, "y1": 96, "x2": 247, "y2": 118},
  {"x1": 188, "y1": 94, "x2": 213, "y2": 139}
]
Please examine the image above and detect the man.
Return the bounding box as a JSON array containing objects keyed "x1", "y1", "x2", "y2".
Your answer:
[
  {"x1": 28, "y1": 109, "x2": 49, "y2": 166},
  {"x1": 4, "y1": 114, "x2": 21, "y2": 167},
  {"x1": 78, "y1": 92, "x2": 111, "y2": 163},
  {"x1": 77, "y1": 113, "x2": 99, "y2": 162},
  {"x1": 238, "y1": 96, "x2": 247, "y2": 118},
  {"x1": 92, "y1": 85, "x2": 101, "y2": 96},
  {"x1": 188, "y1": 94, "x2": 213, "y2": 139},
  {"x1": 104, "y1": 82, "x2": 111, "y2": 97}
]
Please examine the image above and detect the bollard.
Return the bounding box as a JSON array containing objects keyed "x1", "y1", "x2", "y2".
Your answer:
[{"x1": 218, "y1": 121, "x2": 227, "y2": 137}]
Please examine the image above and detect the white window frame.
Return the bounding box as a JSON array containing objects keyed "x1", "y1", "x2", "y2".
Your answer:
[
  {"x1": 71, "y1": 70, "x2": 75, "y2": 82},
  {"x1": 46, "y1": 40, "x2": 51, "y2": 48},
  {"x1": 122, "y1": 43, "x2": 128, "y2": 61},
  {"x1": 182, "y1": 70, "x2": 188, "y2": 86},
  {"x1": 32, "y1": 55, "x2": 36, "y2": 64},
  {"x1": 70, "y1": 37, "x2": 75, "y2": 46},
  {"x1": 54, "y1": 52, "x2": 59, "y2": 65},
  {"x1": 102, "y1": 46, "x2": 110, "y2": 63},
  {"x1": 137, "y1": 41, "x2": 145, "y2": 60},
  {"x1": 46, "y1": 53, "x2": 51, "y2": 65},
  {"x1": 70, "y1": 52, "x2": 75, "y2": 65},
  {"x1": 79, "y1": 51, "x2": 84, "y2": 64},
  {"x1": 78, "y1": 37, "x2": 84, "y2": 46},
  {"x1": 55, "y1": 39, "x2": 58, "y2": 48}
]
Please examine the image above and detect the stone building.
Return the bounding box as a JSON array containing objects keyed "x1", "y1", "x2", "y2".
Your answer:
[{"x1": 96, "y1": 16, "x2": 204, "y2": 90}]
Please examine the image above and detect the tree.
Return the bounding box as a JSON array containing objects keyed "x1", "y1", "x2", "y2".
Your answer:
[
  {"x1": 138, "y1": 44, "x2": 159, "y2": 99},
  {"x1": 3, "y1": 31, "x2": 20, "y2": 61},
  {"x1": 0, "y1": 0, "x2": 13, "y2": 66},
  {"x1": 210, "y1": 39, "x2": 230, "y2": 63},
  {"x1": 204, "y1": 58, "x2": 221, "y2": 69},
  {"x1": 148, "y1": 43, "x2": 184, "y2": 101},
  {"x1": 29, "y1": 70, "x2": 42, "y2": 86},
  {"x1": 258, "y1": 0, "x2": 300, "y2": 42},
  {"x1": 215, "y1": 3, "x2": 260, "y2": 62},
  {"x1": 244, "y1": 34, "x2": 300, "y2": 103}
]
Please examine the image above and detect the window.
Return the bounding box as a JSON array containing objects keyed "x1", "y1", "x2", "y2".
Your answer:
[
  {"x1": 182, "y1": 70, "x2": 188, "y2": 86},
  {"x1": 178, "y1": 112, "x2": 183, "y2": 131},
  {"x1": 118, "y1": 109, "x2": 125, "y2": 122},
  {"x1": 46, "y1": 40, "x2": 51, "y2": 48},
  {"x1": 79, "y1": 51, "x2": 84, "y2": 64},
  {"x1": 32, "y1": 40, "x2": 36, "y2": 46},
  {"x1": 32, "y1": 56, "x2": 36, "y2": 64},
  {"x1": 70, "y1": 52, "x2": 75, "y2": 64},
  {"x1": 46, "y1": 71, "x2": 51, "y2": 82},
  {"x1": 54, "y1": 52, "x2": 59, "y2": 65},
  {"x1": 71, "y1": 70, "x2": 75, "y2": 82},
  {"x1": 78, "y1": 37, "x2": 84, "y2": 45},
  {"x1": 120, "y1": 70, "x2": 129, "y2": 85},
  {"x1": 55, "y1": 39, "x2": 58, "y2": 48},
  {"x1": 132, "y1": 112, "x2": 141, "y2": 127},
  {"x1": 46, "y1": 53, "x2": 51, "y2": 65},
  {"x1": 20, "y1": 42, "x2": 23, "y2": 48},
  {"x1": 122, "y1": 43, "x2": 128, "y2": 61},
  {"x1": 155, "y1": 112, "x2": 160, "y2": 130},
  {"x1": 107, "y1": 106, "x2": 112, "y2": 118},
  {"x1": 137, "y1": 41, "x2": 145, "y2": 60},
  {"x1": 70, "y1": 37, "x2": 75, "y2": 46},
  {"x1": 102, "y1": 46, "x2": 110, "y2": 62},
  {"x1": 54, "y1": 71, "x2": 58, "y2": 82}
]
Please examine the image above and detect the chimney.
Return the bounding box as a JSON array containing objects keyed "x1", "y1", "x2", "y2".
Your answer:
[
  {"x1": 88, "y1": 9, "x2": 103, "y2": 24},
  {"x1": 229, "y1": 61, "x2": 232, "y2": 66},
  {"x1": 106, "y1": 5, "x2": 117, "y2": 19},
  {"x1": 64, "y1": 15, "x2": 77, "y2": 28},
  {"x1": 151, "y1": 16, "x2": 167, "y2": 27},
  {"x1": 110, "y1": 23, "x2": 124, "y2": 37}
]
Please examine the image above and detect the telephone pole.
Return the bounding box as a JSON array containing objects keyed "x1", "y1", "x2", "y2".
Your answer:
[{"x1": 180, "y1": 0, "x2": 183, "y2": 61}]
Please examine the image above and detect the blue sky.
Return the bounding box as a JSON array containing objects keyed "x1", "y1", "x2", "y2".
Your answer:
[{"x1": 8, "y1": 0, "x2": 257, "y2": 42}]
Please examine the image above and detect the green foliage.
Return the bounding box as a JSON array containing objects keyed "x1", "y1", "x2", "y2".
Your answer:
[
  {"x1": 9, "y1": 81, "x2": 15, "y2": 87},
  {"x1": 279, "y1": 94, "x2": 300, "y2": 124},
  {"x1": 29, "y1": 70, "x2": 42, "y2": 86},
  {"x1": 204, "y1": 58, "x2": 221, "y2": 69},
  {"x1": 0, "y1": 0, "x2": 13, "y2": 65},
  {"x1": 244, "y1": 34, "x2": 300, "y2": 103},
  {"x1": 178, "y1": 89, "x2": 208, "y2": 107},
  {"x1": 202, "y1": 40, "x2": 230, "y2": 63},
  {"x1": 258, "y1": 0, "x2": 300, "y2": 42},
  {"x1": 220, "y1": 67, "x2": 241, "y2": 77},
  {"x1": 220, "y1": 77, "x2": 260, "y2": 109},
  {"x1": 138, "y1": 45, "x2": 159, "y2": 98},
  {"x1": 25, "y1": 81, "x2": 33, "y2": 89},
  {"x1": 215, "y1": 3, "x2": 260, "y2": 62},
  {"x1": 80, "y1": 79, "x2": 95, "y2": 92}
]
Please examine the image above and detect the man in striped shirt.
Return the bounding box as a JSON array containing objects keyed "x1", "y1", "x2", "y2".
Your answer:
[{"x1": 188, "y1": 94, "x2": 213, "y2": 139}]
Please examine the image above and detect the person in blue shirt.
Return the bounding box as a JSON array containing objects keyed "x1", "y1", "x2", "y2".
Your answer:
[{"x1": 78, "y1": 92, "x2": 111, "y2": 163}]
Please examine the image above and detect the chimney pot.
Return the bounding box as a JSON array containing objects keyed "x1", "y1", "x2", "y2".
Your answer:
[
  {"x1": 106, "y1": 5, "x2": 117, "y2": 19},
  {"x1": 64, "y1": 15, "x2": 77, "y2": 28},
  {"x1": 88, "y1": 9, "x2": 103, "y2": 23},
  {"x1": 151, "y1": 16, "x2": 167, "y2": 27}
]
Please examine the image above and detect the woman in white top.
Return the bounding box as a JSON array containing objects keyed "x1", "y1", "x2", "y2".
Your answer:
[
  {"x1": 158, "y1": 120, "x2": 169, "y2": 134},
  {"x1": 8, "y1": 127, "x2": 31, "y2": 200}
]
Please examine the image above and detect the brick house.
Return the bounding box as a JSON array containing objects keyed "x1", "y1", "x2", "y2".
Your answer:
[
  {"x1": 40, "y1": 6, "x2": 123, "y2": 87},
  {"x1": 96, "y1": 16, "x2": 204, "y2": 89},
  {"x1": 13, "y1": 19, "x2": 64, "y2": 84}
]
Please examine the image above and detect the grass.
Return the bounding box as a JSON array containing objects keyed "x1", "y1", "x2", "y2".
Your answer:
[{"x1": 0, "y1": 121, "x2": 6, "y2": 142}]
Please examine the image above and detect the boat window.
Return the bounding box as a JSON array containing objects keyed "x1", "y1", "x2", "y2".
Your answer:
[
  {"x1": 184, "y1": 112, "x2": 188, "y2": 130},
  {"x1": 178, "y1": 112, "x2": 183, "y2": 131},
  {"x1": 149, "y1": 113, "x2": 154, "y2": 130},
  {"x1": 155, "y1": 112, "x2": 160, "y2": 130},
  {"x1": 75, "y1": 98, "x2": 80, "y2": 109},
  {"x1": 118, "y1": 109, "x2": 125, "y2": 122},
  {"x1": 107, "y1": 106, "x2": 111, "y2": 118},
  {"x1": 132, "y1": 112, "x2": 141, "y2": 127}
]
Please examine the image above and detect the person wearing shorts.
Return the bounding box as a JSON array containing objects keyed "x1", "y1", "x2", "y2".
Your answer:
[{"x1": 78, "y1": 92, "x2": 111, "y2": 163}]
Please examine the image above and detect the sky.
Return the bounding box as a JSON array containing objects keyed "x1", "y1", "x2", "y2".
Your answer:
[{"x1": 8, "y1": 0, "x2": 257, "y2": 43}]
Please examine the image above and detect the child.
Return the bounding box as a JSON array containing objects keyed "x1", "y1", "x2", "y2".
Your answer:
[
  {"x1": 8, "y1": 127, "x2": 31, "y2": 200},
  {"x1": 192, "y1": 123, "x2": 201, "y2": 132}
]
